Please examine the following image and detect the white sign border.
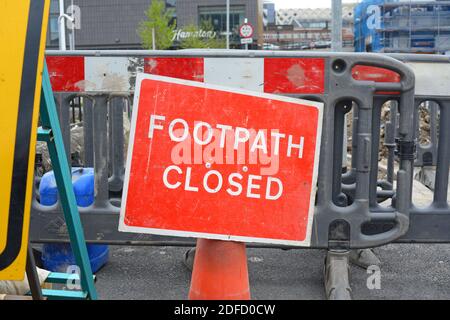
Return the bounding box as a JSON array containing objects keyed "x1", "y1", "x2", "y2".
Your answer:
[{"x1": 119, "y1": 73, "x2": 324, "y2": 247}]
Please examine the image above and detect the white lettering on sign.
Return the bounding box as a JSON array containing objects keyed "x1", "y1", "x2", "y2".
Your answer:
[
  {"x1": 148, "y1": 114, "x2": 165, "y2": 138},
  {"x1": 193, "y1": 121, "x2": 213, "y2": 145},
  {"x1": 172, "y1": 29, "x2": 217, "y2": 42},
  {"x1": 149, "y1": 114, "x2": 305, "y2": 160},
  {"x1": 149, "y1": 114, "x2": 309, "y2": 201},
  {"x1": 162, "y1": 165, "x2": 283, "y2": 200}
]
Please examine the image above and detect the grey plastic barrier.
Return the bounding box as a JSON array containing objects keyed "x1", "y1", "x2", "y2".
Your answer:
[
  {"x1": 389, "y1": 53, "x2": 449, "y2": 168},
  {"x1": 348, "y1": 53, "x2": 450, "y2": 243},
  {"x1": 391, "y1": 54, "x2": 450, "y2": 242},
  {"x1": 30, "y1": 50, "x2": 418, "y2": 249}
]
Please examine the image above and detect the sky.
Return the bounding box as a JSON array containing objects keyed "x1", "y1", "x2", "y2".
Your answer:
[{"x1": 273, "y1": 0, "x2": 359, "y2": 9}]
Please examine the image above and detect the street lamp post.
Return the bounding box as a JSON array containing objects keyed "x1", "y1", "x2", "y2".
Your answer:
[
  {"x1": 58, "y1": 0, "x2": 66, "y2": 50},
  {"x1": 331, "y1": 0, "x2": 343, "y2": 52},
  {"x1": 226, "y1": 0, "x2": 230, "y2": 49}
]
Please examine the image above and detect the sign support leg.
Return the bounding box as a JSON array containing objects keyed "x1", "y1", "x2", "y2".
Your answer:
[
  {"x1": 37, "y1": 61, "x2": 98, "y2": 300},
  {"x1": 25, "y1": 244, "x2": 44, "y2": 300}
]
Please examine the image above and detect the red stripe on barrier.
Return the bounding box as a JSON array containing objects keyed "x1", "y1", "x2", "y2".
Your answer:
[
  {"x1": 352, "y1": 65, "x2": 401, "y2": 83},
  {"x1": 264, "y1": 58, "x2": 325, "y2": 94},
  {"x1": 144, "y1": 57, "x2": 204, "y2": 82},
  {"x1": 352, "y1": 65, "x2": 401, "y2": 95},
  {"x1": 46, "y1": 56, "x2": 85, "y2": 92}
]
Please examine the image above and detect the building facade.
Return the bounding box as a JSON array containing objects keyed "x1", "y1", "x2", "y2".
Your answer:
[
  {"x1": 176, "y1": 0, "x2": 263, "y2": 48},
  {"x1": 263, "y1": 4, "x2": 356, "y2": 51},
  {"x1": 354, "y1": 0, "x2": 450, "y2": 54},
  {"x1": 263, "y1": 1, "x2": 276, "y2": 26},
  {"x1": 47, "y1": 0, "x2": 263, "y2": 49}
]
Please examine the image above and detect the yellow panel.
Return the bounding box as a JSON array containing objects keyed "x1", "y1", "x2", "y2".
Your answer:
[{"x1": 0, "y1": 0, "x2": 50, "y2": 280}]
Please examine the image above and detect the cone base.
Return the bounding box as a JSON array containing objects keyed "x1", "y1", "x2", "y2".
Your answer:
[{"x1": 189, "y1": 239, "x2": 250, "y2": 300}]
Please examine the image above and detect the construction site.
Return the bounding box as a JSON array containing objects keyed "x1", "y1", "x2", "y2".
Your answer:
[{"x1": 355, "y1": 0, "x2": 450, "y2": 53}]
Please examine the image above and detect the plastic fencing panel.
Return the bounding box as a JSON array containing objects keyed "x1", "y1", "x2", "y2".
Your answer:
[
  {"x1": 30, "y1": 50, "x2": 420, "y2": 248},
  {"x1": 399, "y1": 97, "x2": 450, "y2": 242},
  {"x1": 384, "y1": 54, "x2": 450, "y2": 242}
]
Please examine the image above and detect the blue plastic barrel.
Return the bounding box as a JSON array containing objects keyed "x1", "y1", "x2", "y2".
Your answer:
[{"x1": 39, "y1": 167, "x2": 109, "y2": 273}]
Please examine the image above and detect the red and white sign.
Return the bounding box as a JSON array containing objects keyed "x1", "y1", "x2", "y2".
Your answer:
[
  {"x1": 239, "y1": 23, "x2": 254, "y2": 38},
  {"x1": 119, "y1": 74, "x2": 323, "y2": 246}
]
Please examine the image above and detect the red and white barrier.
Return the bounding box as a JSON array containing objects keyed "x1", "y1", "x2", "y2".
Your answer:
[{"x1": 46, "y1": 56, "x2": 326, "y2": 94}]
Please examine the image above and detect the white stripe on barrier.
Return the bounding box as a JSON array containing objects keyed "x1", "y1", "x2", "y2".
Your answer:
[
  {"x1": 84, "y1": 57, "x2": 131, "y2": 92},
  {"x1": 407, "y1": 62, "x2": 450, "y2": 97},
  {"x1": 203, "y1": 58, "x2": 264, "y2": 92}
]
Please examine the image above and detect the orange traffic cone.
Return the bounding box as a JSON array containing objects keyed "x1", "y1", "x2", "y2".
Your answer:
[{"x1": 188, "y1": 239, "x2": 251, "y2": 300}]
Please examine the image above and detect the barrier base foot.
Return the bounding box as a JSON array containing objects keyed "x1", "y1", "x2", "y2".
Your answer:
[
  {"x1": 324, "y1": 250, "x2": 352, "y2": 300},
  {"x1": 349, "y1": 249, "x2": 381, "y2": 269},
  {"x1": 183, "y1": 247, "x2": 196, "y2": 272}
]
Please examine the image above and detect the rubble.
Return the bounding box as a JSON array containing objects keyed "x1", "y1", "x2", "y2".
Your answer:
[
  {"x1": 345, "y1": 102, "x2": 438, "y2": 180},
  {"x1": 35, "y1": 107, "x2": 131, "y2": 175}
]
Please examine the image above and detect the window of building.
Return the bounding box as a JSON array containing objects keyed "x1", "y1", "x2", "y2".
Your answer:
[
  {"x1": 198, "y1": 5, "x2": 245, "y2": 39},
  {"x1": 166, "y1": 0, "x2": 177, "y2": 26},
  {"x1": 166, "y1": 0, "x2": 176, "y2": 8},
  {"x1": 309, "y1": 21, "x2": 327, "y2": 29},
  {"x1": 48, "y1": 0, "x2": 60, "y2": 46}
]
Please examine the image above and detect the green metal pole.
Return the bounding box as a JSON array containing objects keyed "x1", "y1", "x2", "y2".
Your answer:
[{"x1": 39, "y1": 61, "x2": 98, "y2": 300}]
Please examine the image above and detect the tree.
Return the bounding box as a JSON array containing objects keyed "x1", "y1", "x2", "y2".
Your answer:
[
  {"x1": 179, "y1": 19, "x2": 226, "y2": 49},
  {"x1": 138, "y1": 0, "x2": 175, "y2": 50}
]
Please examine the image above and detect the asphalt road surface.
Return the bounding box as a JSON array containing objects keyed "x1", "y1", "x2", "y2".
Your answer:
[{"x1": 95, "y1": 243, "x2": 450, "y2": 300}]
